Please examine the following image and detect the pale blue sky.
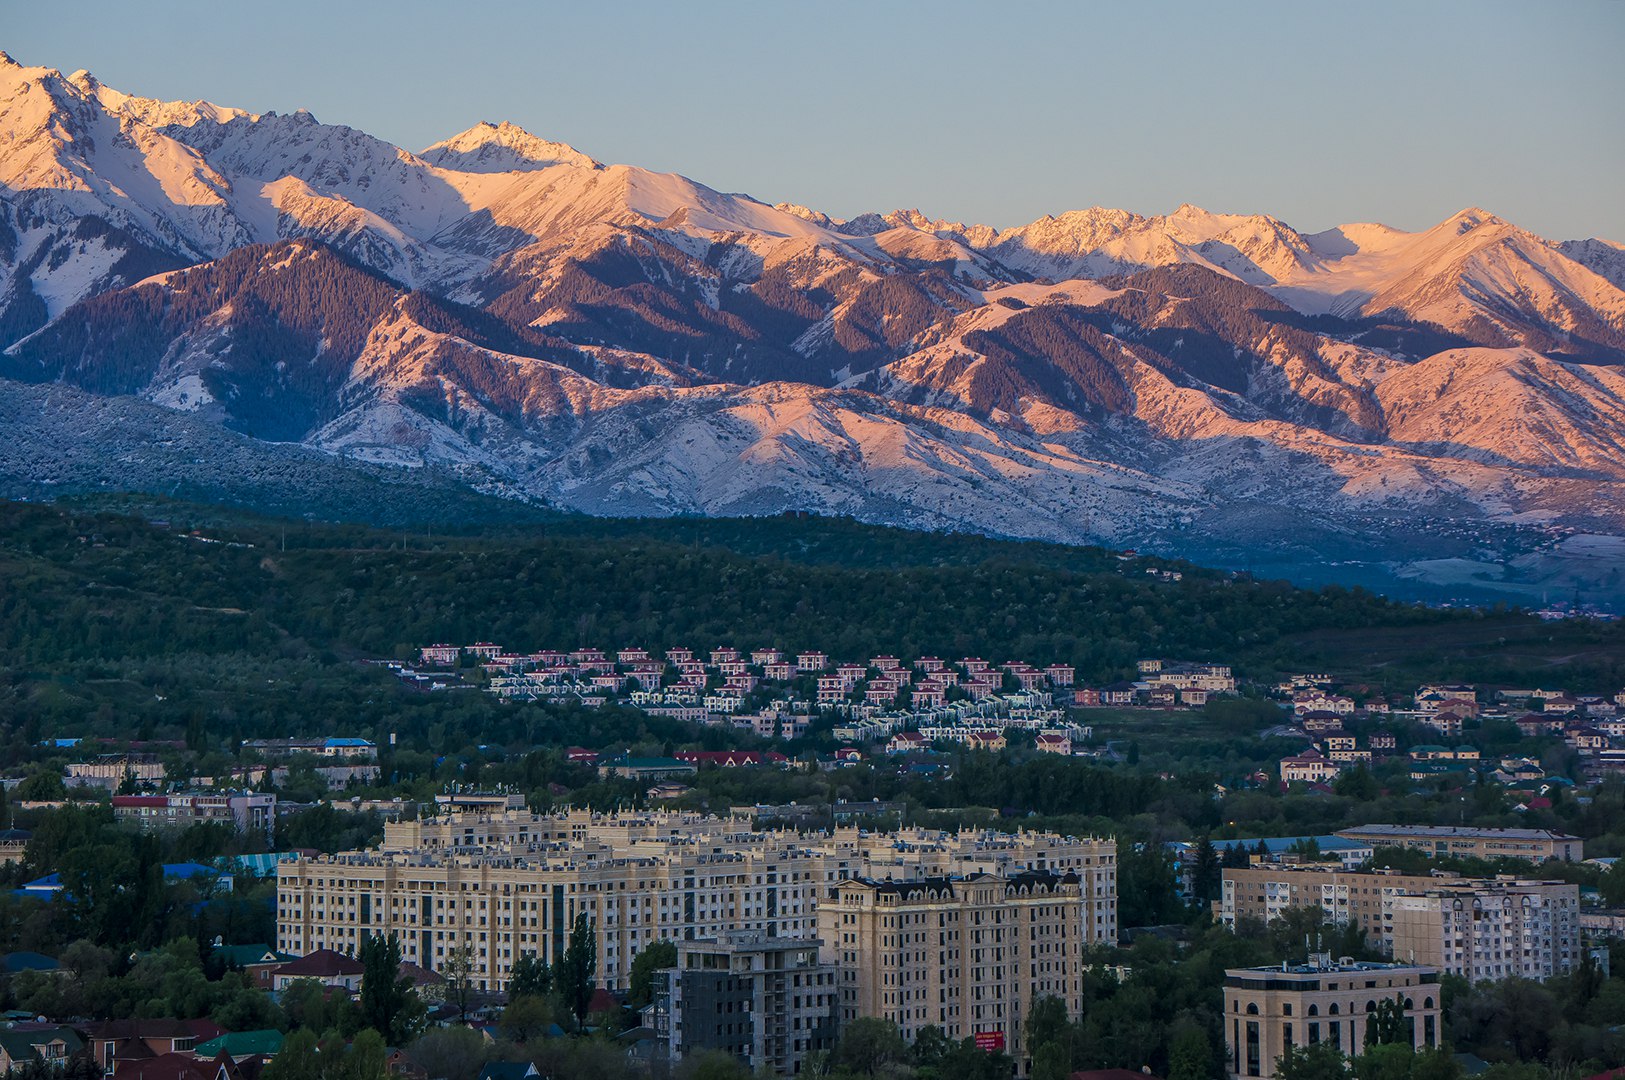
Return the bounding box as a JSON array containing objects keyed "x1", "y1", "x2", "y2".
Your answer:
[{"x1": 9, "y1": 0, "x2": 1623, "y2": 240}]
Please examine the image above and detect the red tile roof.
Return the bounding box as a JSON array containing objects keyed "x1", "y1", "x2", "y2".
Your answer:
[{"x1": 274, "y1": 948, "x2": 364, "y2": 977}]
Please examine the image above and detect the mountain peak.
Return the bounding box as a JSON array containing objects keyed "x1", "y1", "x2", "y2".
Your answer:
[
  {"x1": 1444, "y1": 206, "x2": 1507, "y2": 233},
  {"x1": 420, "y1": 120, "x2": 600, "y2": 173}
]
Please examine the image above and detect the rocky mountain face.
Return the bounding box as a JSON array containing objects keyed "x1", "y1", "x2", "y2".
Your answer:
[{"x1": 3, "y1": 53, "x2": 1624, "y2": 602}]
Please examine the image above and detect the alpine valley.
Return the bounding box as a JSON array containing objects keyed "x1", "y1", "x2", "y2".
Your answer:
[{"x1": 3, "y1": 52, "x2": 1624, "y2": 605}]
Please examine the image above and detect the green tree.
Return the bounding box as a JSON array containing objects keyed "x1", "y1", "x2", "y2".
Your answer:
[
  {"x1": 912, "y1": 1025, "x2": 952, "y2": 1070},
  {"x1": 938, "y1": 1037, "x2": 1014, "y2": 1080},
  {"x1": 441, "y1": 946, "x2": 477, "y2": 1023},
  {"x1": 627, "y1": 939, "x2": 677, "y2": 1010},
  {"x1": 343, "y1": 1029, "x2": 388, "y2": 1080},
  {"x1": 407, "y1": 1028, "x2": 490, "y2": 1080},
  {"x1": 1167, "y1": 1023, "x2": 1213, "y2": 1080},
  {"x1": 1277, "y1": 1042, "x2": 1353, "y2": 1080},
  {"x1": 674, "y1": 1050, "x2": 754, "y2": 1080},
  {"x1": 1334, "y1": 768, "x2": 1380, "y2": 801},
  {"x1": 509, "y1": 952, "x2": 552, "y2": 999},
  {"x1": 359, "y1": 932, "x2": 423, "y2": 1044},
  {"x1": 833, "y1": 1016, "x2": 907, "y2": 1076},
  {"x1": 557, "y1": 912, "x2": 597, "y2": 1029},
  {"x1": 262, "y1": 1028, "x2": 321, "y2": 1080},
  {"x1": 1026, "y1": 994, "x2": 1076, "y2": 1080},
  {"x1": 500, "y1": 994, "x2": 554, "y2": 1043},
  {"x1": 15, "y1": 770, "x2": 66, "y2": 801},
  {"x1": 1365, "y1": 997, "x2": 1408, "y2": 1048},
  {"x1": 1355, "y1": 1046, "x2": 1464, "y2": 1080},
  {"x1": 1190, "y1": 835, "x2": 1221, "y2": 907},
  {"x1": 1600, "y1": 861, "x2": 1625, "y2": 907}
]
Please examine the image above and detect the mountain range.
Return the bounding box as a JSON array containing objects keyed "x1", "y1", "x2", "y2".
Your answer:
[{"x1": 3, "y1": 51, "x2": 1624, "y2": 605}]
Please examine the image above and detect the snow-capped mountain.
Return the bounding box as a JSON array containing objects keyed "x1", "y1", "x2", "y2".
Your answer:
[{"x1": 3, "y1": 54, "x2": 1624, "y2": 600}]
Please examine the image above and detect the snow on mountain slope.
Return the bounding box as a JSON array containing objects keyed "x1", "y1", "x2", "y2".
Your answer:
[
  {"x1": 158, "y1": 108, "x2": 476, "y2": 240},
  {"x1": 4, "y1": 52, "x2": 1625, "y2": 570},
  {"x1": 0, "y1": 53, "x2": 250, "y2": 263},
  {"x1": 838, "y1": 199, "x2": 1625, "y2": 361},
  {"x1": 1274, "y1": 210, "x2": 1625, "y2": 358},
  {"x1": 1559, "y1": 237, "x2": 1625, "y2": 292},
  {"x1": 420, "y1": 121, "x2": 601, "y2": 173},
  {"x1": 1375, "y1": 347, "x2": 1625, "y2": 473}
]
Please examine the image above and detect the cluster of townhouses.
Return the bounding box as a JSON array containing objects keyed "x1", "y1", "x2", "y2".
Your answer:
[
  {"x1": 1274, "y1": 678, "x2": 1625, "y2": 789},
  {"x1": 6, "y1": 738, "x2": 389, "y2": 847},
  {"x1": 275, "y1": 808, "x2": 1119, "y2": 1073},
  {"x1": 399, "y1": 644, "x2": 1238, "y2": 755}
]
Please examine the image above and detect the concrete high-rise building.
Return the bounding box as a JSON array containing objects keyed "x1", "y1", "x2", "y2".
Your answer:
[
  {"x1": 1224, "y1": 959, "x2": 1442, "y2": 1079},
  {"x1": 659, "y1": 932, "x2": 838, "y2": 1076},
  {"x1": 276, "y1": 809, "x2": 1116, "y2": 996},
  {"x1": 1220, "y1": 866, "x2": 1578, "y2": 981},
  {"x1": 817, "y1": 871, "x2": 1099, "y2": 1061}
]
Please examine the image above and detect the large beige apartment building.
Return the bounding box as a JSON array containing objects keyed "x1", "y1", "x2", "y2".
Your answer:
[
  {"x1": 1221, "y1": 865, "x2": 1579, "y2": 981},
  {"x1": 1224, "y1": 959, "x2": 1442, "y2": 1079},
  {"x1": 817, "y1": 872, "x2": 1092, "y2": 1062},
  {"x1": 1333, "y1": 825, "x2": 1582, "y2": 863},
  {"x1": 276, "y1": 809, "x2": 1117, "y2": 999}
]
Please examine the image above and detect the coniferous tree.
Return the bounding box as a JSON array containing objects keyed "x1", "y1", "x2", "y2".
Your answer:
[
  {"x1": 1190, "y1": 835, "x2": 1221, "y2": 907},
  {"x1": 359, "y1": 933, "x2": 423, "y2": 1044},
  {"x1": 557, "y1": 912, "x2": 597, "y2": 1029}
]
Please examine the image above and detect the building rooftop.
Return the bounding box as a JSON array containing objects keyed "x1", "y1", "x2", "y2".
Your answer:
[
  {"x1": 1336, "y1": 824, "x2": 1580, "y2": 841},
  {"x1": 1226, "y1": 957, "x2": 1438, "y2": 979}
]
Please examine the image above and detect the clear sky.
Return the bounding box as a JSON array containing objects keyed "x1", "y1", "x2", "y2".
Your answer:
[{"x1": 9, "y1": 0, "x2": 1624, "y2": 240}]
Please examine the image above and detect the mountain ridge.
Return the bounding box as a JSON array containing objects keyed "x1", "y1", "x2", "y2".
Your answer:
[{"x1": 2, "y1": 54, "x2": 1622, "y2": 605}]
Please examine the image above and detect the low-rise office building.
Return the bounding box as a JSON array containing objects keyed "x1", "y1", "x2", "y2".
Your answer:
[
  {"x1": 1333, "y1": 825, "x2": 1582, "y2": 863},
  {"x1": 112, "y1": 792, "x2": 276, "y2": 840},
  {"x1": 1224, "y1": 959, "x2": 1441, "y2": 1078}
]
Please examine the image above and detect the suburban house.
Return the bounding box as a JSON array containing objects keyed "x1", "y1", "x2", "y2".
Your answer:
[
  {"x1": 0, "y1": 1027, "x2": 83, "y2": 1073},
  {"x1": 270, "y1": 949, "x2": 365, "y2": 992},
  {"x1": 214, "y1": 944, "x2": 295, "y2": 991},
  {"x1": 595, "y1": 757, "x2": 699, "y2": 782},
  {"x1": 1280, "y1": 750, "x2": 1343, "y2": 784}
]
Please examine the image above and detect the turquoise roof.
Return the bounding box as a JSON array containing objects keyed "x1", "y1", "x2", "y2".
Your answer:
[{"x1": 196, "y1": 1030, "x2": 284, "y2": 1057}]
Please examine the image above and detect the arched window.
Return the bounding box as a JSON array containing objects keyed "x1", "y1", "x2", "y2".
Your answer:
[
  {"x1": 1424, "y1": 997, "x2": 1434, "y2": 1009},
  {"x1": 1366, "y1": 1001, "x2": 1377, "y2": 1013},
  {"x1": 1329, "y1": 1004, "x2": 1339, "y2": 1015},
  {"x1": 1247, "y1": 1003, "x2": 1260, "y2": 1015},
  {"x1": 1308, "y1": 1005, "x2": 1319, "y2": 1016}
]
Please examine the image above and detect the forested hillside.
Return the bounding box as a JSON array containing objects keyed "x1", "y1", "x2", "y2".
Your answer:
[{"x1": 4, "y1": 499, "x2": 1624, "y2": 749}]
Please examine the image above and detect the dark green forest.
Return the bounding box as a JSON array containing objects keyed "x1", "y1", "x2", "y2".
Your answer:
[{"x1": 5, "y1": 497, "x2": 1624, "y2": 745}]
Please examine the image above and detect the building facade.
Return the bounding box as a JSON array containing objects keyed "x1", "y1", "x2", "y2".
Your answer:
[
  {"x1": 1220, "y1": 866, "x2": 1579, "y2": 980},
  {"x1": 1333, "y1": 825, "x2": 1582, "y2": 863},
  {"x1": 111, "y1": 792, "x2": 276, "y2": 839},
  {"x1": 276, "y1": 810, "x2": 1116, "y2": 997},
  {"x1": 817, "y1": 872, "x2": 1097, "y2": 1061},
  {"x1": 661, "y1": 932, "x2": 837, "y2": 1075},
  {"x1": 1224, "y1": 960, "x2": 1442, "y2": 1079}
]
